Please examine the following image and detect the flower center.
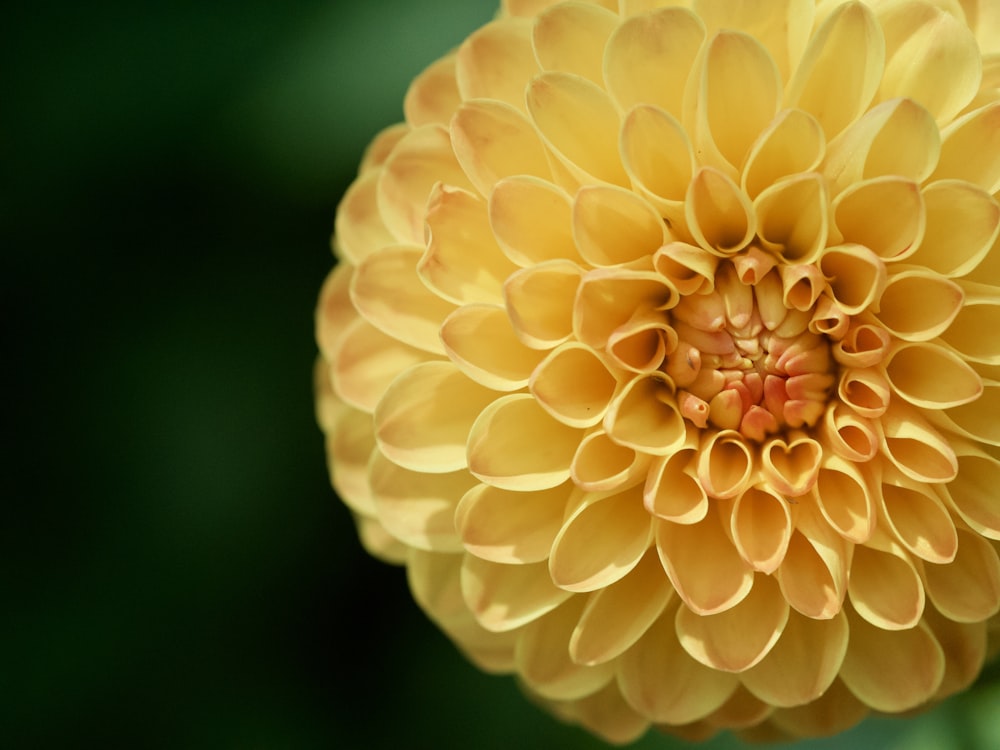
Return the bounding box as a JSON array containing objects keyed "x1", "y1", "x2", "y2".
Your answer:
[{"x1": 664, "y1": 257, "x2": 835, "y2": 442}]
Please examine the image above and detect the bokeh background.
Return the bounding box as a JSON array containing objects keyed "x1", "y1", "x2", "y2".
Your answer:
[{"x1": 4, "y1": 1, "x2": 999, "y2": 748}]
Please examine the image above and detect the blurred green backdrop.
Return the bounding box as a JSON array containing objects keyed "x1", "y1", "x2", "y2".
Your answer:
[{"x1": 4, "y1": 1, "x2": 998, "y2": 748}]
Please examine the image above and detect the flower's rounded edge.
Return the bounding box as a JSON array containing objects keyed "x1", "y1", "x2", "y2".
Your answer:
[{"x1": 316, "y1": 0, "x2": 1000, "y2": 744}]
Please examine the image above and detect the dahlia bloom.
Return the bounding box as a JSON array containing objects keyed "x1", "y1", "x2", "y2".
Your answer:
[{"x1": 316, "y1": 0, "x2": 1000, "y2": 742}]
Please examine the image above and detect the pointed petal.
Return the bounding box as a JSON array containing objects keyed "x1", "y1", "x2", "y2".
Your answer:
[
  {"x1": 573, "y1": 185, "x2": 668, "y2": 266},
  {"x1": 461, "y1": 555, "x2": 572, "y2": 632},
  {"x1": 531, "y1": 342, "x2": 618, "y2": 428},
  {"x1": 884, "y1": 341, "x2": 983, "y2": 410},
  {"x1": 489, "y1": 176, "x2": 580, "y2": 266},
  {"x1": 942, "y1": 380, "x2": 1000, "y2": 445},
  {"x1": 404, "y1": 54, "x2": 460, "y2": 128},
  {"x1": 810, "y1": 455, "x2": 876, "y2": 544},
  {"x1": 832, "y1": 176, "x2": 924, "y2": 261},
  {"x1": 532, "y1": 1, "x2": 619, "y2": 85},
  {"x1": 877, "y1": 267, "x2": 963, "y2": 341},
  {"x1": 504, "y1": 260, "x2": 583, "y2": 349},
  {"x1": 909, "y1": 179, "x2": 1000, "y2": 278},
  {"x1": 572, "y1": 430, "x2": 650, "y2": 492},
  {"x1": 620, "y1": 105, "x2": 695, "y2": 224},
  {"x1": 604, "y1": 373, "x2": 687, "y2": 455},
  {"x1": 455, "y1": 17, "x2": 539, "y2": 110},
  {"x1": 848, "y1": 542, "x2": 925, "y2": 630},
  {"x1": 921, "y1": 528, "x2": 1000, "y2": 623},
  {"x1": 685, "y1": 167, "x2": 756, "y2": 255},
  {"x1": 741, "y1": 109, "x2": 825, "y2": 200}
]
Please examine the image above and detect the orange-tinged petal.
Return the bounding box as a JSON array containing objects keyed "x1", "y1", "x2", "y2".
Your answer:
[
  {"x1": 455, "y1": 481, "x2": 571, "y2": 564},
  {"x1": 532, "y1": 1, "x2": 619, "y2": 85},
  {"x1": 848, "y1": 540, "x2": 925, "y2": 630},
  {"x1": 455, "y1": 17, "x2": 539, "y2": 110},
  {"x1": 644, "y1": 444, "x2": 708, "y2": 524},
  {"x1": 460, "y1": 555, "x2": 572, "y2": 632},
  {"x1": 531, "y1": 342, "x2": 618, "y2": 428},
  {"x1": 921, "y1": 528, "x2": 1000, "y2": 623},
  {"x1": 404, "y1": 54, "x2": 460, "y2": 128},
  {"x1": 572, "y1": 430, "x2": 650, "y2": 492},
  {"x1": 728, "y1": 486, "x2": 794, "y2": 574},
  {"x1": 605, "y1": 372, "x2": 687, "y2": 455},
  {"x1": 573, "y1": 185, "x2": 668, "y2": 266}
]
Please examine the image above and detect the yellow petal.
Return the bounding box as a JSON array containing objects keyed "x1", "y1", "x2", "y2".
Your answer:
[
  {"x1": 817, "y1": 243, "x2": 887, "y2": 314},
  {"x1": 785, "y1": 1, "x2": 885, "y2": 139},
  {"x1": 696, "y1": 429, "x2": 753, "y2": 500},
  {"x1": 460, "y1": 555, "x2": 572, "y2": 632},
  {"x1": 774, "y1": 518, "x2": 850, "y2": 620},
  {"x1": 819, "y1": 403, "x2": 879, "y2": 463},
  {"x1": 939, "y1": 289, "x2": 1000, "y2": 364},
  {"x1": 403, "y1": 54, "x2": 460, "y2": 128},
  {"x1": 421, "y1": 185, "x2": 519, "y2": 305},
  {"x1": 327, "y1": 404, "x2": 377, "y2": 516},
  {"x1": 515, "y1": 596, "x2": 616, "y2": 701},
  {"x1": 604, "y1": 372, "x2": 687, "y2": 455},
  {"x1": 921, "y1": 604, "x2": 988, "y2": 701},
  {"x1": 810, "y1": 454, "x2": 876, "y2": 543},
  {"x1": 333, "y1": 318, "x2": 432, "y2": 412},
  {"x1": 753, "y1": 173, "x2": 829, "y2": 263},
  {"x1": 358, "y1": 122, "x2": 408, "y2": 175},
  {"x1": 878, "y1": 2, "x2": 982, "y2": 124},
  {"x1": 931, "y1": 101, "x2": 1000, "y2": 192},
  {"x1": 837, "y1": 367, "x2": 890, "y2": 419},
  {"x1": 455, "y1": 481, "x2": 571, "y2": 564},
  {"x1": 603, "y1": 8, "x2": 705, "y2": 118},
  {"x1": 921, "y1": 528, "x2": 1000, "y2": 623},
  {"x1": 676, "y1": 574, "x2": 789, "y2": 672},
  {"x1": 703, "y1": 684, "x2": 772, "y2": 730},
  {"x1": 316, "y1": 263, "x2": 357, "y2": 362},
  {"x1": 355, "y1": 514, "x2": 408, "y2": 565},
  {"x1": 848, "y1": 540, "x2": 925, "y2": 630},
  {"x1": 489, "y1": 176, "x2": 580, "y2": 266},
  {"x1": 527, "y1": 71, "x2": 628, "y2": 186},
  {"x1": 728, "y1": 486, "x2": 794, "y2": 574},
  {"x1": 532, "y1": 1, "x2": 619, "y2": 85},
  {"x1": 878, "y1": 468, "x2": 958, "y2": 564},
  {"x1": 350, "y1": 245, "x2": 454, "y2": 355},
  {"x1": 569, "y1": 549, "x2": 673, "y2": 665},
  {"x1": 876, "y1": 266, "x2": 964, "y2": 341},
  {"x1": 832, "y1": 319, "x2": 892, "y2": 369},
  {"x1": 334, "y1": 170, "x2": 396, "y2": 264},
  {"x1": 574, "y1": 267, "x2": 678, "y2": 350},
  {"x1": 941, "y1": 380, "x2": 1000, "y2": 445},
  {"x1": 653, "y1": 242, "x2": 720, "y2": 296},
  {"x1": 455, "y1": 17, "x2": 539, "y2": 110},
  {"x1": 878, "y1": 400, "x2": 958, "y2": 483},
  {"x1": 573, "y1": 185, "x2": 668, "y2": 266},
  {"x1": 909, "y1": 179, "x2": 1000, "y2": 277},
  {"x1": 441, "y1": 303, "x2": 546, "y2": 391},
  {"x1": 768, "y1": 678, "x2": 868, "y2": 738},
  {"x1": 685, "y1": 167, "x2": 756, "y2": 255},
  {"x1": 375, "y1": 361, "x2": 497, "y2": 472},
  {"x1": 618, "y1": 609, "x2": 740, "y2": 724},
  {"x1": 572, "y1": 430, "x2": 650, "y2": 492},
  {"x1": 504, "y1": 259, "x2": 583, "y2": 349},
  {"x1": 831, "y1": 176, "x2": 924, "y2": 261},
  {"x1": 656, "y1": 511, "x2": 754, "y2": 615},
  {"x1": 644, "y1": 444, "x2": 709, "y2": 524},
  {"x1": 550, "y1": 484, "x2": 653, "y2": 592},
  {"x1": 761, "y1": 434, "x2": 822, "y2": 497},
  {"x1": 883, "y1": 341, "x2": 983, "y2": 409},
  {"x1": 377, "y1": 124, "x2": 474, "y2": 245},
  {"x1": 940, "y1": 445, "x2": 1000, "y2": 539},
  {"x1": 369, "y1": 450, "x2": 473, "y2": 552},
  {"x1": 839, "y1": 608, "x2": 945, "y2": 713},
  {"x1": 606, "y1": 308, "x2": 677, "y2": 373},
  {"x1": 741, "y1": 109, "x2": 826, "y2": 201},
  {"x1": 741, "y1": 609, "x2": 848, "y2": 708},
  {"x1": 568, "y1": 682, "x2": 649, "y2": 745},
  {"x1": 451, "y1": 100, "x2": 552, "y2": 197},
  {"x1": 531, "y1": 342, "x2": 618, "y2": 428},
  {"x1": 467, "y1": 393, "x2": 583, "y2": 490}
]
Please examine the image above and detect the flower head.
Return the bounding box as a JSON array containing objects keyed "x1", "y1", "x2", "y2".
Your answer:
[{"x1": 316, "y1": 0, "x2": 1000, "y2": 742}]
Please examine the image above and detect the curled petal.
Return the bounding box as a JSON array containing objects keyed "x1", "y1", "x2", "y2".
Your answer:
[
  {"x1": 455, "y1": 18, "x2": 539, "y2": 110},
  {"x1": 572, "y1": 430, "x2": 650, "y2": 493},
  {"x1": 455, "y1": 482, "x2": 571, "y2": 564},
  {"x1": 784, "y1": 1, "x2": 884, "y2": 139},
  {"x1": 882, "y1": 341, "x2": 983, "y2": 409},
  {"x1": 573, "y1": 185, "x2": 668, "y2": 266},
  {"x1": 531, "y1": 342, "x2": 618, "y2": 428},
  {"x1": 939, "y1": 445, "x2": 1000, "y2": 539},
  {"x1": 909, "y1": 179, "x2": 1000, "y2": 277},
  {"x1": 604, "y1": 8, "x2": 705, "y2": 118},
  {"x1": 653, "y1": 242, "x2": 720, "y2": 296},
  {"x1": 605, "y1": 373, "x2": 687, "y2": 455},
  {"x1": 504, "y1": 260, "x2": 583, "y2": 349},
  {"x1": 839, "y1": 608, "x2": 945, "y2": 713},
  {"x1": 754, "y1": 173, "x2": 829, "y2": 263},
  {"x1": 741, "y1": 108, "x2": 825, "y2": 200},
  {"x1": 676, "y1": 573, "x2": 789, "y2": 673},
  {"x1": 809, "y1": 294, "x2": 850, "y2": 339},
  {"x1": 404, "y1": 55, "x2": 460, "y2": 128},
  {"x1": 618, "y1": 609, "x2": 740, "y2": 724},
  {"x1": 574, "y1": 267, "x2": 678, "y2": 351},
  {"x1": 697, "y1": 429, "x2": 754, "y2": 500},
  {"x1": 878, "y1": 467, "x2": 958, "y2": 564},
  {"x1": 820, "y1": 403, "x2": 879, "y2": 462},
  {"x1": 644, "y1": 444, "x2": 708, "y2": 525},
  {"x1": 727, "y1": 486, "x2": 793, "y2": 574},
  {"x1": 335, "y1": 170, "x2": 396, "y2": 265},
  {"x1": 351, "y1": 245, "x2": 455, "y2": 354},
  {"x1": 549, "y1": 485, "x2": 653, "y2": 592},
  {"x1": 931, "y1": 101, "x2": 1000, "y2": 193},
  {"x1": 375, "y1": 361, "x2": 497, "y2": 472},
  {"x1": 876, "y1": 266, "x2": 963, "y2": 342},
  {"x1": 741, "y1": 609, "x2": 848, "y2": 708},
  {"x1": 451, "y1": 100, "x2": 552, "y2": 197},
  {"x1": 810, "y1": 455, "x2": 876, "y2": 544},
  {"x1": 607, "y1": 308, "x2": 677, "y2": 374},
  {"x1": 532, "y1": 1, "x2": 618, "y2": 84},
  {"x1": 942, "y1": 380, "x2": 1000, "y2": 446},
  {"x1": 685, "y1": 167, "x2": 756, "y2": 255},
  {"x1": 460, "y1": 555, "x2": 572, "y2": 632},
  {"x1": 939, "y1": 289, "x2": 1000, "y2": 365},
  {"x1": 878, "y1": 401, "x2": 958, "y2": 483},
  {"x1": 620, "y1": 104, "x2": 695, "y2": 225},
  {"x1": 848, "y1": 539, "x2": 925, "y2": 630},
  {"x1": 656, "y1": 511, "x2": 753, "y2": 615},
  {"x1": 467, "y1": 393, "x2": 583, "y2": 490},
  {"x1": 817, "y1": 243, "x2": 887, "y2": 315},
  {"x1": 921, "y1": 528, "x2": 1000, "y2": 623},
  {"x1": 778, "y1": 262, "x2": 825, "y2": 312},
  {"x1": 832, "y1": 318, "x2": 892, "y2": 368},
  {"x1": 761, "y1": 435, "x2": 822, "y2": 497},
  {"x1": 837, "y1": 367, "x2": 890, "y2": 419},
  {"x1": 775, "y1": 524, "x2": 849, "y2": 621},
  {"x1": 831, "y1": 176, "x2": 924, "y2": 261},
  {"x1": 490, "y1": 176, "x2": 579, "y2": 266},
  {"x1": 570, "y1": 549, "x2": 673, "y2": 666},
  {"x1": 516, "y1": 597, "x2": 616, "y2": 701},
  {"x1": 441, "y1": 304, "x2": 546, "y2": 391},
  {"x1": 333, "y1": 318, "x2": 431, "y2": 412},
  {"x1": 527, "y1": 72, "x2": 628, "y2": 186}
]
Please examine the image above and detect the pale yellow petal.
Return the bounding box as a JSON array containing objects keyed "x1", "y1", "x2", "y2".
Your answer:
[
  {"x1": 455, "y1": 17, "x2": 539, "y2": 110},
  {"x1": 374, "y1": 362, "x2": 497, "y2": 473},
  {"x1": 785, "y1": 1, "x2": 885, "y2": 139},
  {"x1": 818, "y1": 243, "x2": 887, "y2": 314},
  {"x1": 810, "y1": 455, "x2": 876, "y2": 543},
  {"x1": 940, "y1": 445, "x2": 1000, "y2": 538},
  {"x1": 441, "y1": 303, "x2": 546, "y2": 391},
  {"x1": 652, "y1": 242, "x2": 720, "y2": 296},
  {"x1": 831, "y1": 176, "x2": 924, "y2": 261},
  {"x1": 908, "y1": 179, "x2": 1000, "y2": 277},
  {"x1": 839, "y1": 608, "x2": 945, "y2": 713},
  {"x1": 656, "y1": 511, "x2": 754, "y2": 615},
  {"x1": 728, "y1": 486, "x2": 793, "y2": 574},
  {"x1": 878, "y1": 400, "x2": 958, "y2": 483},
  {"x1": 455, "y1": 481, "x2": 571, "y2": 564},
  {"x1": 467, "y1": 393, "x2": 583, "y2": 489},
  {"x1": 358, "y1": 122, "x2": 408, "y2": 175},
  {"x1": 461, "y1": 555, "x2": 572, "y2": 632},
  {"x1": 931, "y1": 101, "x2": 1000, "y2": 192},
  {"x1": 848, "y1": 540, "x2": 925, "y2": 630},
  {"x1": 355, "y1": 513, "x2": 408, "y2": 565},
  {"x1": 572, "y1": 430, "x2": 650, "y2": 492},
  {"x1": 335, "y1": 170, "x2": 396, "y2": 264},
  {"x1": 451, "y1": 99, "x2": 552, "y2": 197},
  {"x1": 685, "y1": 167, "x2": 756, "y2": 255},
  {"x1": 573, "y1": 185, "x2": 668, "y2": 266},
  {"x1": 832, "y1": 319, "x2": 892, "y2": 369},
  {"x1": 604, "y1": 372, "x2": 687, "y2": 455},
  {"x1": 531, "y1": 342, "x2": 618, "y2": 428},
  {"x1": 574, "y1": 267, "x2": 678, "y2": 351},
  {"x1": 939, "y1": 289, "x2": 1000, "y2": 364},
  {"x1": 753, "y1": 173, "x2": 829, "y2": 263},
  {"x1": 527, "y1": 72, "x2": 628, "y2": 186},
  {"x1": 532, "y1": 1, "x2": 619, "y2": 85},
  {"x1": 741, "y1": 608, "x2": 848, "y2": 708},
  {"x1": 644, "y1": 444, "x2": 708, "y2": 524},
  {"x1": 315, "y1": 263, "x2": 357, "y2": 362},
  {"x1": 676, "y1": 574, "x2": 789, "y2": 673},
  {"x1": 603, "y1": 8, "x2": 705, "y2": 118},
  {"x1": 696, "y1": 429, "x2": 753, "y2": 500},
  {"x1": 606, "y1": 307, "x2": 677, "y2": 373},
  {"x1": 550, "y1": 484, "x2": 653, "y2": 592},
  {"x1": 403, "y1": 54, "x2": 460, "y2": 128},
  {"x1": 942, "y1": 380, "x2": 1000, "y2": 445},
  {"x1": 741, "y1": 109, "x2": 825, "y2": 201},
  {"x1": 516, "y1": 596, "x2": 617, "y2": 700},
  {"x1": 703, "y1": 685, "x2": 773, "y2": 730},
  {"x1": 333, "y1": 318, "x2": 431, "y2": 412},
  {"x1": 570, "y1": 549, "x2": 673, "y2": 665},
  {"x1": 921, "y1": 528, "x2": 1000, "y2": 622},
  {"x1": 327, "y1": 405, "x2": 377, "y2": 516},
  {"x1": 490, "y1": 176, "x2": 580, "y2": 266},
  {"x1": 369, "y1": 450, "x2": 473, "y2": 552},
  {"x1": 883, "y1": 341, "x2": 983, "y2": 409},
  {"x1": 504, "y1": 259, "x2": 583, "y2": 348},
  {"x1": 876, "y1": 266, "x2": 964, "y2": 341}
]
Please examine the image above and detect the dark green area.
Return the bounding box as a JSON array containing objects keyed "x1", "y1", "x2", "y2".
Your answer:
[{"x1": 3, "y1": 2, "x2": 997, "y2": 748}]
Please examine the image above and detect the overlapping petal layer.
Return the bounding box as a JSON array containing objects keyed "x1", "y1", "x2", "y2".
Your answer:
[{"x1": 317, "y1": 0, "x2": 1000, "y2": 743}]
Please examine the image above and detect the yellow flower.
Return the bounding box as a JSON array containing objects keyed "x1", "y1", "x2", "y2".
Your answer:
[{"x1": 316, "y1": 0, "x2": 1000, "y2": 743}]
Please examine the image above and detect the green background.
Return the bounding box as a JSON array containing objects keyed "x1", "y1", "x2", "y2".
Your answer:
[{"x1": 4, "y1": 1, "x2": 998, "y2": 747}]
